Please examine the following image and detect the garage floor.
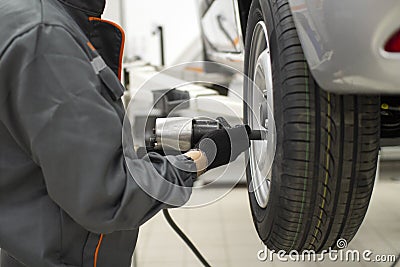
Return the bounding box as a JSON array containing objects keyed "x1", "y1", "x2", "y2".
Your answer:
[{"x1": 133, "y1": 160, "x2": 400, "y2": 267}]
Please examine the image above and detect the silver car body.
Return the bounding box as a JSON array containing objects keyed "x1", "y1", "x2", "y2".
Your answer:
[{"x1": 201, "y1": 0, "x2": 400, "y2": 94}]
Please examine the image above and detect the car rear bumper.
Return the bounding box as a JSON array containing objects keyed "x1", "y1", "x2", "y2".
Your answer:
[{"x1": 289, "y1": 0, "x2": 400, "y2": 94}]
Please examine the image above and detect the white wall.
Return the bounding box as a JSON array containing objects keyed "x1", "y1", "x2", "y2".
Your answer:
[
  {"x1": 104, "y1": 0, "x2": 202, "y2": 66},
  {"x1": 103, "y1": 0, "x2": 122, "y2": 24}
]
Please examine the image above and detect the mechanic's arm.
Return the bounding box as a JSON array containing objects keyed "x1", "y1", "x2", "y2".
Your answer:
[{"x1": 2, "y1": 24, "x2": 199, "y2": 234}]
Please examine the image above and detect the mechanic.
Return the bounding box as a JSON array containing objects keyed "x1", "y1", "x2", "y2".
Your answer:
[{"x1": 0, "y1": 0, "x2": 250, "y2": 266}]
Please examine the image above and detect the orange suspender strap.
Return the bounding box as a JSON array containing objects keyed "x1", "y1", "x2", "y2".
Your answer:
[
  {"x1": 93, "y1": 234, "x2": 104, "y2": 267},
  {"x1": 88, "y1": 17, "x2": 126, "y2": 80}
]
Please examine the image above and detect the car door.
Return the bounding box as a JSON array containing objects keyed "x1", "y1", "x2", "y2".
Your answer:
[{"x1": 201, "y1": 0, "x2": 243, "y2": 54}]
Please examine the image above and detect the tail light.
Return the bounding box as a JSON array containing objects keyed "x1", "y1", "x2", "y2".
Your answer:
[{"x1": 384, "y1": 29, "x2": 400, "y2": 53}]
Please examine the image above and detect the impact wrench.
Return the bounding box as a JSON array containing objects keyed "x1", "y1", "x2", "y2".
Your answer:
[{"x1": 145, "y1": 116, "x2": 266, "y2": 153}]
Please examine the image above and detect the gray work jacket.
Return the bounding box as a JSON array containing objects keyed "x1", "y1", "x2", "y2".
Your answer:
[{"x1": 0, "y1": 0, "x2": 196, "y2": 266}]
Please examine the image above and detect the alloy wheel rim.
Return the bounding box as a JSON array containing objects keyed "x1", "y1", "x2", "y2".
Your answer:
[{"x1": 247, "y1": 21, "x2": 276, "y2": 209}]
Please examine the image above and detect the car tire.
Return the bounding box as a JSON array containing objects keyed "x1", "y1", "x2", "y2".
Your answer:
[{"x1": 243, "y1": 0, "x2": 380, "y2": 252}]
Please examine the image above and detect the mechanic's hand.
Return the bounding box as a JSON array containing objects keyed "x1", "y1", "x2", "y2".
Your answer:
[
  {"x1": 194, "y1": 125, "x2": 251, "y2": 171},
  {"x1": 184, "y1": 149, "x2": 209, "y2": 177}
]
